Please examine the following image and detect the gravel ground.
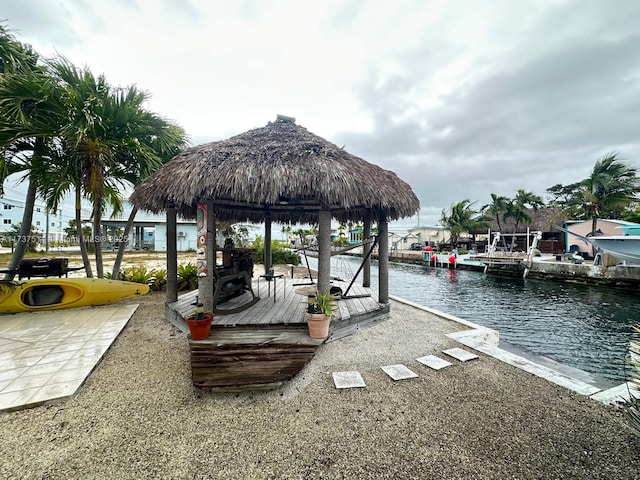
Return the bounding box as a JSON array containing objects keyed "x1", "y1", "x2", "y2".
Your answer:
[{"x1": 0, "y1": 290, "x2": 639, "y2": 479}]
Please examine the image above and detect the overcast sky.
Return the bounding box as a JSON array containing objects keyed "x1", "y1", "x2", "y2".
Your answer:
[{"x1": 3, "y1": 0, "x2": 639, "y2": 228}]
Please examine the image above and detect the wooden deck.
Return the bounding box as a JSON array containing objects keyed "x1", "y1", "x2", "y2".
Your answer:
[
  {"x1": 167, "y1": 273, "x2": 390, "y2": 391},
  {"x1": 166, "y1": 275, "x2": 390, "y2": 341}
]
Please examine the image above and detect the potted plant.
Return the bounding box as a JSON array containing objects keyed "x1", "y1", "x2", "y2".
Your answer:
[
  {"x1": 186, "y1": 301, "x2": 213, "y2": 340},
  {"x1": 304, "y1": 288, "x2": 337, "y2": 339}
]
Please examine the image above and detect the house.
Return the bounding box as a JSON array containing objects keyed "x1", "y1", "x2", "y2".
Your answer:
[
  {"x1": 388, "y1": 229, "x2": 422, "y2": 251},
  {"x1": 565, "y1": 219, "x2": 638, "y2": 257},
  {"x1": 408, "y1": 225, "x2": 450, "y2": 247}
]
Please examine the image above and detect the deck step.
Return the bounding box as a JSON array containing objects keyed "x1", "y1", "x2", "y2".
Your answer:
[{"x1": 189, "y1": 324, "x2": 324, "y2": 391}]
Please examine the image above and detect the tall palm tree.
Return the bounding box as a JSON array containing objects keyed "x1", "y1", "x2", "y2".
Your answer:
[
  {"x1": 0, "y1": 27, "x2": 67, "y2": 279},
  {"x1": 47, "y1": 58, "x2": 117, "y2": 277},
  {"x1": 48, "y1": 58, "x2": 187, "y2": 277},
  {"x1": 577, "y1": 153, "x2": 639, "y2": 235},
  {"x1": 2, "y1": 27, "x2": 188, "y2": 279},
  {"x1": 482, "y1": 193, "x2": 509, "y2": 234},
  {"x1": 504, "y1": 189, "x2": 544, "y2": 233}
]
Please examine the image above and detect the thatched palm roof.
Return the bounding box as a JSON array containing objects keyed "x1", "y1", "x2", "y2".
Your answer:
[
  {"x1": 130, "y1": 116, "x2": 420, "y2": 223},
  {"x1": 490, "y1": 206, "x2": 566, "y2": 233}
]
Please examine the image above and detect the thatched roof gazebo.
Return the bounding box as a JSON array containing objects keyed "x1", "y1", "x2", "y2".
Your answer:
[{"x1": 130, "y1": 115, "x2": 420, "y2": 313}]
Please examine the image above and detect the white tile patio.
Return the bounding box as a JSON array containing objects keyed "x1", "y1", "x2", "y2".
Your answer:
[{"x1": 0, "y1": 304, "x2": 139, "y2": 412}]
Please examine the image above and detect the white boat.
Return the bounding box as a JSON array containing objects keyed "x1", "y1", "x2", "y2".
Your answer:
[
  {"x1": 557, "y1": 226, "x2": 640, "y2": 264},
  {"x1": 587, "y1": 236, "x2": 640, "y2": 264}
]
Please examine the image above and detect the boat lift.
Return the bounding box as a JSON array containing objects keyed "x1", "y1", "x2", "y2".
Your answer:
[{"x1": 482, "y1": 230, "x2": 543, "y2": 278}]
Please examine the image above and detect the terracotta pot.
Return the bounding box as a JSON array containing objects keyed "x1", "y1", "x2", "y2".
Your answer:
[
  {"x1": 305, "y1": 312, "x2": 331, "y2": 339},
  {"x1": 186, "y1": 312, "x2": 213, "y2": 340}
]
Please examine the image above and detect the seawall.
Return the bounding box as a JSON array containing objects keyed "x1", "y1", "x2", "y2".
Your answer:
[{"x1": 371, "y1": 251, "x2": 640, "y2": 290}]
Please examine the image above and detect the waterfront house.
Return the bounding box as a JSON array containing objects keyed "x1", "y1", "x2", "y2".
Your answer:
[{"x1": 565, "y1": 218, "x2": 640, "y2": 258}]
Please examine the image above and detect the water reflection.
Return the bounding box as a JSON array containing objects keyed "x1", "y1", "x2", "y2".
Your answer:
[{"x1": 328, "y1": 255, "x2": 639, "y2": 383}]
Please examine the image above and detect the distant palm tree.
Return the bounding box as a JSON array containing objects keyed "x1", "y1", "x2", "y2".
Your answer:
[
  {"x1": 576, "y1": 153, "x2": 639, "y2": 235},
  {"x1": 504, "y1": 189, "x2": 544, "y2": 233},
  {"x1": 482, "y1": 193, "x2": 509, "y2": 234},
  {"x1": 440, "y1": 199, "x2": 480, "y2": 246}
]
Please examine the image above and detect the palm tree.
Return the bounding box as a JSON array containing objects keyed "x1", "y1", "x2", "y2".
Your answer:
[
  {"x1": 46, "y1": 58, "x2": 117, "y2": 277},
  {"x1": 482, "y1": 193, "x2": 509, "y2": 234},
  {"x1": 38, "y1": 142, "x2": 95, "y2": 276},
  {"x1": 440, "y1": 199, "x2": 480, "y2": 246},
  {"x1": 48, "y1": 58, "x2": 188, "y2": 278},
  {"x1": 576, "y1": 153, "x2": 639, "y2": 235},
  {"x1": 504, "y1": 189, "x2": 544, "y2": 233},
  {"x1": 0, "y1": 23, "x2": 38, "y2": 74},
  {"x1": 0, "y1": 26, "x2": 67, "y2": 279}
]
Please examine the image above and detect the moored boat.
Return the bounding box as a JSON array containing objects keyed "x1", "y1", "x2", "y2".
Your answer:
[
  {"x1": 587, "y1": 235, "x2": 640, "y2": 264},
  {"x1": 0, "y1": 278, "x2": 150, "y2": 314},
  {"x1": 558, "y1": 226, "x2": 640, "y2": 264}
]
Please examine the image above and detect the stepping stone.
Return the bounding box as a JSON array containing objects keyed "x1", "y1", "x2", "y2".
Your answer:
[
  {"x1": 417, "y1": 354, "x2": 453, "y2": 370},
  {"x1": 332, "y1": 371, "x2": 366, "y2": 389},
  {"x1": 380, "y1": 364, "x2": 418, "y2": 381},
  {"x1": 442, "y1": 347, "x2": 479, "y2": 362}
]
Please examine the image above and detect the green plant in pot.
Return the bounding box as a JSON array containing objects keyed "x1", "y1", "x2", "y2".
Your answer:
[
  {"x1": 186, "y1": 301, "x2": 213, "y2": 340},
  {"x1": 305, "y1": 288, "x2": 337, "y2": 339}
]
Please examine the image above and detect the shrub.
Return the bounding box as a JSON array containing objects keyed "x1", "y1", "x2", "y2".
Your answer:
[
  {"x1": 251, "y1": 236, "x2": 300, "y2": 265},
  {"x1": 177, "y1": 262, "x2": 198, "y2": 291},
  {"x1": 121, "y1": 266, "x2": 155, "y2": 285},
  {"x1": 150, "y1": 268, "x2": 167, "y2": 291},
  {"x1": 333, "y1": 238, "x2": 350, "y2": 247},
  {"x1": 273, "y1": 249, "x2": 301, "y2": 265}
]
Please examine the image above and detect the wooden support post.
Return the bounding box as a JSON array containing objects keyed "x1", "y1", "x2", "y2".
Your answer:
[
  {"x1": 265, "y1": 214, "x2": 272, "y2": 274},
  {"x1": 378, "y1": 217, "x2": 389, "y2": 303},
  {"x1": 166, "y1": 205, "x2": 178, "y2": 303},
  {"x1": 318, "y1": 210, "x2": 331, "y2": 293},
  {"x1": 199, "y1": 200, "x2": 216, "y2": 313},
  {"x1": 363, "y1": 217, "x2": 371, "y2": 288}
]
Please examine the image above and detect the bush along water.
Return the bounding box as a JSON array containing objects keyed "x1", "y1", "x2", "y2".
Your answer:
[{"x1": 251, "y1": 237, "x2": 301, "y2": 265}]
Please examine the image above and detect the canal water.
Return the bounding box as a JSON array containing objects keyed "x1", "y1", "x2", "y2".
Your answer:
[{"x1": 319, "y1": 255, "x2": 639, "y2": 385}]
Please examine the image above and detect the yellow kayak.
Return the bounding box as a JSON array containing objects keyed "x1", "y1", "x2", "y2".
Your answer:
[{"x1": 0, "y1": 278, "x2": 150, "y2": 314}]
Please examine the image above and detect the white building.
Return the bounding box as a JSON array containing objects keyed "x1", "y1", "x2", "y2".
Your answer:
[
  {"x1": 0, "y1": 195, "x2": 83, "y2": 243},
  {"x1": 101, "y1": 203, "x2": 198, "y2": 252}
]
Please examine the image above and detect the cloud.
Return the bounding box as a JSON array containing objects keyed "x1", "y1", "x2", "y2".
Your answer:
[
  {"x1": 331, "y1": 0, "x2": 640, "y2": 224},
  {"x1": 2, "y1": 0, "x2": 639, "y2": 228}
]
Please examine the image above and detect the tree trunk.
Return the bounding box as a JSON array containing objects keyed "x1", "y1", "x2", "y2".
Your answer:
[
  {"x1": 111, "y1": 205, "x2": 137, "y2": 279},
  {"x1": 93, "y1": 196, "x2": 104, "y2": 278},
  {"x1": 75, "y1": 186, "x2": 93, "y2": 277},
  {"x1": 3, "y1": 178, "x2": 37, "y2": 281}
]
